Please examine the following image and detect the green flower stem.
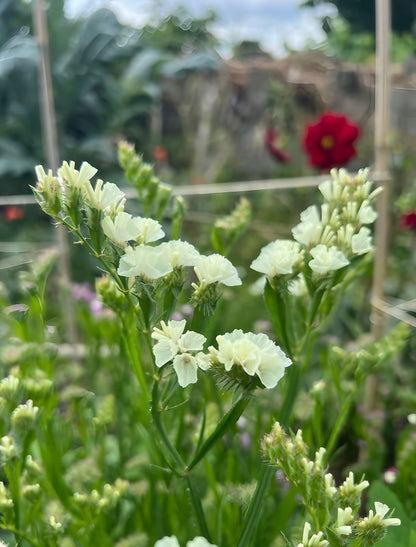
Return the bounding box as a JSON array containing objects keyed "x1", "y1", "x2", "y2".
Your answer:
[
  {"x1": 185, "y1": 474, "x2": 212, "y2": 542},
  {"x1": 151, "y1": 374, "x2": 212, "y2": 539},
  {"x1": 237, "y1": 351, "x2": 302, "y2": 547},
  {"x1": 120, "y1": 313, "x2": 150, "y2": 404},
  {"x1": 186, "y1": 395, "x2": 250, "y2": 473},
  {"x1": 237, "y1": 464, "x2": 275, "y2": 547},
  {"x1": 6, "y1": 463, "x2": 21, "y2": 532},
  {"x1": 151, "y1": 377, "x2": 184, "y2": 473},
  {"x1": 325, "y1": 390, "x2": 356, "y2": 461},
  {"x1": 264, "y1": 280, "x2": 292, "y2": 358},
  {"x1": 3, "y1": 525, "x2": 41, "y2": 547}
]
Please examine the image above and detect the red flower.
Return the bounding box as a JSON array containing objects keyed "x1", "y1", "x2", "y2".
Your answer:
[
  {"x1": 401, "y1": 211, "x2": 416, "y2": 231},
  {"x1": 153, "y1": 146, "x2": 168, "y2": 162},
  {"x1": 2, "y1": 206, "x2": 25, "y2": 222},
  {"x1": 303, "y1": 112, "x2": 360, "y2": 170},
  {"x1": 265, "y1": 128, "x2": 290, "y2": 163}
]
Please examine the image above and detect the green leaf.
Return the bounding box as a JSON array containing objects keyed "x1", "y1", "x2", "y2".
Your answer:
[
  {"x1": 211, "y1": 226, "x2": 224, "y2": 255},
  {"x1": 171, "y1": 196, "x2": 185, "y2": 240},
  {"x1": 263, "y1": 279, "x2": 292, "y2": 356},
  {"x1": 186, "y1": 395, "x2": 250, "y2": 472},
  {"x1": 325, "y1": 527, "x2": 344, "y2": 546}
]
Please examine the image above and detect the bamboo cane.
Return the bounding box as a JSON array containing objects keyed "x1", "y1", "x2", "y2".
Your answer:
[
  {"x1": 366, "y1": 0, "x2": 392, "y2": 408},
  {"x1": 32, "y1": 0, "x2": 77, "y2": 343}
]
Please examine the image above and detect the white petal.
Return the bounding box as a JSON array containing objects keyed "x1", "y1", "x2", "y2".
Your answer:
[
  {"x1": 179, "y1": 331, "x2": 206, "y2": 353},
  {"x1": 195, "y1": 352, "x2": 211, "y2": 371},
  {"x1": 153, "y1": 339, "x2": 178, "y2": 367},
  {"x1": 117, "y1": 246, "x2": 173, "y2": 279},
  {"x1": 194, "y1": 254, "x2": 241, "y2": 286},
  {"x1": 154, "y1": 536, "x2": 181, "y2": 547},
  {"x1": 186, "y1": 538, "x2": 218, "y2": 547},
  {"x1": 173, "y1": 354, "x2": 198, "y2": 387}
]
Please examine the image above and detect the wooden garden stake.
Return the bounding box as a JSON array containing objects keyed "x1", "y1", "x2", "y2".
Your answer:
[
  {"x1": 367, "y1": 0, "x2": 392, "y2": 408},
  {"x1": 32, "y1": 0, "x2": 77, "y2": 343}
]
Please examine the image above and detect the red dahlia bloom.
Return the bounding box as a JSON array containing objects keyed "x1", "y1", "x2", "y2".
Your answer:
[
  {"x1": 401, "y1": 211, "x2": 416, "y2": 231},
  {"x1": 303, "y1": 112, "x2": 360, "y2": 170},
  {"x1": 153, "y1": 146, "x2": 168, "y2": 162},
  {"x1": 265, "y1": 128, "x2": 290, "y2": 163},
  {"x1": 2, "y1": 206, "x2": 25, "y2": 222}
]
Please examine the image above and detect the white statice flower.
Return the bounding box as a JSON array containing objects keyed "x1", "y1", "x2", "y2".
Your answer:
[
  {"x1": 351, "y1": 227, "x2": 373, "y2": 255},
  {"x1": 154, "y1": 537, "x2": 218, "y2": 547},
  {"x1": 84, "y1": 179, "x2": 125, "y2": 214},
  {"x1": 117, "y1": 245, "x2": 172, "y2": 280},
  {"x1": 209, "y1": 330, "x2": 291, "y2": 389},
  {"x1": 152, "y1": 320, "x2": 206, "y2": 366},
  {"x1": 319, "y1": 178, "x2": 337, "y2": 202},
  {"x1": 154, "y1": 537, "x2": 180, "y2": 547},
  {"x1": 250, "y1": 239, "x2": 304, "y2": 278},
  {"x1": 132, "y1": 217, "x2": 165, "y2": 244},
  {"x1": 172, "y1": 353, "x2": 201, "y2": 388},
  {"x1": 186, "y1": 538, "x2": 218, "y2": 547},
  {"x1": 151, "y1": 320, "x2": 208, "y2": 387},
  {"x1": 408, "y1": 413, "x2": 416, "y2": 425},
  {"x1": 297, "y1": 522, "x2": 329, "y2": 547},
  {"x1": 336, "y1": 224, "x2": 355, "y2": 250},
  {"x1": 309, "y1": 244, "x2": 349, "y2": 275},
  {"x1": 292, "y1": 206, "x2": 322, "y2": 246},
  {"x1": 34, "y1": 165, "x2": 61, "y2": 193},
  {"x1": 358, "y1": 200, "x2": 378, "y2": 224},
  {"x1": 373, "y1": 502, "x2": 401, "y2": 527},
  {"x1": 358, "y1": 502, "x2": 401, "y2": 532},
  {"x1": 58, "y1": 161, "x2": 97, "y2": 189},
  {"x1": 336, "y1": 507, "x2": 354, "y2": 536},
  {"x1": 158, "y1": 240, "x2": 201, "y2": 268},
  {"x1": 102, "y1": 212, "x2": 141, "y2": 247},
  {"x1": 194, "y1": 254, "x2": 241, "y2": 287},
  {"x1": 102, "y1": 212, "x2": 164, "y2": 248},
  {"x1": 339, "y1": 472, "x2": 369, "y2": 499},
  {"x1": 324, "y1": 473, "x2": 337, "y2": 497}
]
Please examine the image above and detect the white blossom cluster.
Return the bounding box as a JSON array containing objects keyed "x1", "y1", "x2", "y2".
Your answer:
[
  {"x1": 151, "y1": 320, "x2": 210, "y2": 387},
  {"x1": 263, "y1": 422, "x2": 400, "y2": 545},
  {"x1": 154, "y1": 536, "x2": 217, "y2": 547},
  {"x1": 34, "y1": 161, "x2": 242, "y2": 296},
  {"x1": 208, "y1": 330, "x2": 292, "y2": 389},
  {"x1": 251, "y1": 168, "x2": 380, "y2": 279},
  {"x1": 151, "y1": 322, "x2": 292, "y2": 390}
]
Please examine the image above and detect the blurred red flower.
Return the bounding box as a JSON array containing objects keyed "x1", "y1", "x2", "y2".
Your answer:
[
  {"x1": 2, "y1": 206, "x2": 25, "y2": 222},
  {"x1": 264, "y1": 128, "x2": 290, "y2": 163},
  {"x1": 303, "y1": 112, "x2": 360, "y2": 170},
  {"x1": 401, "y1": 211, "x2": 416, "y2": 231},
  {"x1": 153, "y1": 146, "x2": 168, "y2": 162}
]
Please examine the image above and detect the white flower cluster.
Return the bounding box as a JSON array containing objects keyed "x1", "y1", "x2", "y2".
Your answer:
[
  {"x1": 154, "y1": 536, "x2": 217, "y2": 547},
  {"x1": 296, "y1": 522, "x2": 328, "y2": 547},
  {"x1": 151, "y1": 323, "x2": 292, "y2": 390},
  {"x1": 251, "y1": 168, "x2": 380, "y2": 279},
  {"x1": 357, "y1": 502, "x2": 401, "y2": 531},
  {"x1": 151, "y1": 320, "x2": 210, "y2": 387},
  {"x1": 209, "y1": 330, "x2": 292, "y2": 389},
  {"x1": 263, "y1": 423, "x2": 401, "y2": 545},
  {"x1": 34, "y1": 161, "x2": 242, "y2": 292}
]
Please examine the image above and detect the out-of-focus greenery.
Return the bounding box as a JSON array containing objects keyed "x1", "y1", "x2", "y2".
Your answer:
[
  {"x1": 317, "y1": 17, "x2": 416, "y2": 64},
  {"x1": 0, "y1": 0, "x2": 219, "y2": 194},
  {"x1": 301, "y1": 0, "x2": 416, "y2": 35}
]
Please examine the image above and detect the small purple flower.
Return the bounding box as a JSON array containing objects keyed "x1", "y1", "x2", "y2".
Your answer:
[{"x1": 71, "y1": 282, "x2": 96, "y2": 303}]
